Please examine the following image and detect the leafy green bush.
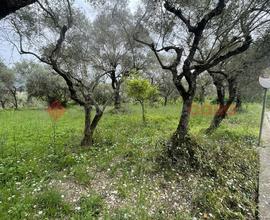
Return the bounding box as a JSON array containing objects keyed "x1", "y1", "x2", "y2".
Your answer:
[{"x1": 126, "y1": 77, "x2": 158, "y2": 122}]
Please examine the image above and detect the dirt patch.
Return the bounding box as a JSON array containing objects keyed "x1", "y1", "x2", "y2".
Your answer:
[{"x1": 49, "y1": 179, "x2": 89, "y2": 204}]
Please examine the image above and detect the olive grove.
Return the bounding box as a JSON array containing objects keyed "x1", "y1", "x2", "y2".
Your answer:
[
  {"x1": 9, "y1": 0, "x2": 112, "y2": 146},
  {"x1": 135, "y1": 0, "x2": 270, "y2": 162}
]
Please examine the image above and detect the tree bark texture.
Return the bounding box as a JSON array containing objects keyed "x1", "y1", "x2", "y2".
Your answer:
[
  {"x1": 0, "y1": 101, "x2": 6, "y2": 109},
  {"x1": 174, "y1": 97, "x2": 193, "y2": 140},
  {"x1": 113, "y1": 85, "x2": 121, "y2": 111},
  {"x1": 81, "y1": 105, "x2": 103, "y2": 147}
]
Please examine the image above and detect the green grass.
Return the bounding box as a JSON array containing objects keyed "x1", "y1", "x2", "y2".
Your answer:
[{"x1": 0, "y1": 102, "x2": 260, "y2": 219}]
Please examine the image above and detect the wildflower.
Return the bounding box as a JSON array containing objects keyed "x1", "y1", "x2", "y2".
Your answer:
[{"x1": 75, "y1": 206, "x2": 81, "y2": 211}]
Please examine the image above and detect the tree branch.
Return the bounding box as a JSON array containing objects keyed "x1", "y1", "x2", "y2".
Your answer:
[
  {"x1": 11, "y1": 19, "x2": 51, "y2": 65},
  {"x1": 196, "y1": 35, "x2": 252, "y2": 72},
  {"x1": 164, "y1": 1, "x2": 195, "y2": 32},
  {"x1": 134, "y1": 38, "x2": 172, "y2": 70},
  {"x1": 183, "y1": 0, "x2": 226, "y2": 71}
]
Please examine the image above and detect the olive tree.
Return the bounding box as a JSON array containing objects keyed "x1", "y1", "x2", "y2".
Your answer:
[
  {"x1": 206, "y1": 30, "x2": 270, "y2": 132},
  {"x1": 0, "y1": 81, "x2": 12, "y2": 109},
  {"x1": 127, "y1": 77, "x2": 158, "y2": 123},
  {"x1": 0, "y1": 62, "x2": 20, "y2": 109},
  {"x1": 236, "y1": 34, "x2": 270, "y2": 104},
  {"x1": 195, "y1": 74, "x2": 213, "y2": 105},
  {"x1": 156, "y1": 71, "x2": 178, "y2": 106},
  {"x1": 27, "y1": 70, "x2": 69, "y2": 106},
  {"x1": 14, "y1": 61, "x2": 70, "y2": 105},
  {"x1": 90, "y1": 4, "x2": 148, "y2": 111},
  {"x1": 9, "y1": 0, "x2": 111, "y2": 146},
  {"x1": 136, "y1": 0, "x2": 270, "y2": 161},
  {"x1": 142, "y1": 56, "x2": 178, "y2": 106}
]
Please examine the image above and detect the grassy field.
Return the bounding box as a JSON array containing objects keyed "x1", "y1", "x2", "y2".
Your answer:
[{"x1": 0, "y1": 103, "x2": 260, "y2": 219}]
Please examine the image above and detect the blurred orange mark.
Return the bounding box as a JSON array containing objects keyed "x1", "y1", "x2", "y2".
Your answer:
[{"x1": 47, "y1": 100, "x2": 65, "y2": 122}]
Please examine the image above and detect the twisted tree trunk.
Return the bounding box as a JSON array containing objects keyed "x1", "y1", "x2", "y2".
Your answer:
[
  {"x1": 168, "y1": 94, "x2": 196, "y2": 164},
  {"x1": 175, "y1": 97, "x2": 193, "y2": 139},
  {"x1": 164, "y1": 96, "x2": 168, "y2": 106},
  {"x1": 113, "y1": 84, "x2": 121, "y2": 111},
  {"x1": 235, "y1": 90, "x2": 242, "y2": 112},
  {"x1": 11, "y1": 88, "x2": 18, "y2": 110},
  {"x1": 0, "y1": 101, "x2": 6, "y2": 109},
  {"x1": 81, "y1": 105, "x2": 103, "y2": 147},
  {"x1": 206, "y1": 77, "x2": 237, "y2": 133}
]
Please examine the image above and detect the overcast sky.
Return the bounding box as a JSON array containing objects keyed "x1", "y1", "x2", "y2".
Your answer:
[{"x1": 0, "y1": 0, "x2": 141, "y2": 67}]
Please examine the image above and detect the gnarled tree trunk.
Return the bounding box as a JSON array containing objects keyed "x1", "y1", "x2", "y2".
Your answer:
[
  {"x1": 11, "y1": 88, "x2": 18, "y2": 110},
  {"x1": 0, "y1": 101, "x2": 6, "y2": 109},
  {"x1": 164, "y1": 96, "x2": 168, "y2": 106},
  {"x1": 81, "y1": 106, "x2": 92, "y2": 146},
  {"x1": 168, "y1": 94, "x2": 196, "y2": 164},
  {"x1": 81, "y1": 105, "x2": 103, "y2": 147},
  {"x1": 110, "y1": 69, "x2": 123, "y2": 111},
  {"x1": 113, "y1": 84, "x2": 121, "y2": 111},
  {"x1": 206, "y1": 77, "x2": 237, "y2": 133},
  {"x1": 175, "y1": 97, "x2": 193, "y2": 139},
  {"x1": 171, "y1": 70, "x2": 197, "y2": 143},
  {"x1": 235, "y1": 91, "x2": 242, "y2": 112}
]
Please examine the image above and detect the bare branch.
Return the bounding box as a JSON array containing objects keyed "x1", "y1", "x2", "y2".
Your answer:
[
  {"x1": 196, "y1": 35, "x2": 252, "y2": 72},
  {"x1": 134, "y1": 38, "x2": 171, "y2": 70},
  {"x1": 36, "y1": 0, "x2": 61, "y2": 29},
  {"x1": 51, "y1": 61, "x2": 85, "y2": 106},
  {"x1": 208, "y1": 70, "x2": 228, "y2": 78},
  {"x1": 11, "y1": 19, "x2": 51, "y2": 65},
  {"x1": 164, "y1": 1, "x2": 195, "y2": 32},
  {"x1": 50, "y1": 25, "x2": 69, "y2": 60},
  {"x1": 183, "y1": 0, "x2": 226, "y2": 71}
]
